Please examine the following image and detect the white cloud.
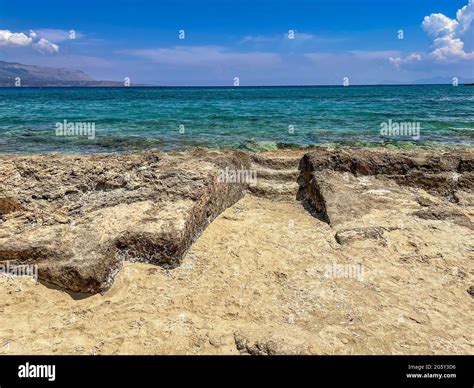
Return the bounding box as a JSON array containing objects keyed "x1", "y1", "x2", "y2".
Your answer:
[
  {"x1": 389, "y1": 53, "x2": 422, "y2": 67},
  {"x1": 422, "y1": 13, "x2": 458, "y2": 38},
  {"x1": 0, "y1": 30, "x2": 32, "y2": 47},
  {"x1": 392, "y1": 0, "x2": 473, "y2": 66},
  {"x1": 0, "y1": 28, "x2": 59, "y2": 53},
  {"x1": 456, "y1": 0, "x2": 474, "y2": 34},
  {"x1": 33, "y1": 38, "x2": 59, "y2": 54},
  {"x1": 293, "y1": 32, "x2": 317, "y2": 42},
  {"x1": 302, "y1": 51, "x2": 407, "y2": 84},
  {"x1": 422, "y1": 0, "x2": 474, "y2": 61}
]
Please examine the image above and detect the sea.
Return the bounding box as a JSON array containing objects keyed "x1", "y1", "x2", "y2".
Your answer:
[{"x1": 0, "y1": 85, "x2": 472, "y2": 153}]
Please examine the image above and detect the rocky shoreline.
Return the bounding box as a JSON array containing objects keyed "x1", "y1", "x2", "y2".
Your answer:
[
  {"x1": 0, "y1": 146, "x2": 473, "y2": 355},
  {"x1": 1, "y1": 147, "x2": 473, "y2": 294}
]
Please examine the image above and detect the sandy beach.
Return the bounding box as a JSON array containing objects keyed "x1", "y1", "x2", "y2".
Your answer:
[{"x1": 0, "y1": 147, "x2": 473, "y2": 355}]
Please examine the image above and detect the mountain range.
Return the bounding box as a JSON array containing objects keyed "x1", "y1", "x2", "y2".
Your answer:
[{"x1": 0, "y1": 60, "x2": 123, "y2": 87}]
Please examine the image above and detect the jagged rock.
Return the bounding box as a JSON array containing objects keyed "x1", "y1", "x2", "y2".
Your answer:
[
  {"x1": 0, "y1": 149, "x2": 251, "y2": 293},
  {"x1": 297, "y1": 148, "x2": 474, "y2": 226},
  {"x1": 298, "y1": 169, "x2": 413, "y2": 225},
  {"x1": 416, "y1": 195, "x2": 441, "y2": 207},
  {"x1": 298, "y1": 148, "x2": 473, "y2": 200},
  {"x1": 1, "y1": 147, "x2": 473, "y2": 294},
  {"x1": 248, "y1": 180, "x2": 299, "y2": 200},
  {"x1": 399, "y1": 254, "x2": 432, "y2": 264},
  {"x1": 1, "y1": 148, "x2": 473, "y2": 355}
]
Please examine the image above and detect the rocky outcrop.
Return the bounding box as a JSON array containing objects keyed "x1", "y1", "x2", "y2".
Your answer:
[
  {"x1": 0, "y1": 149, "x2": 251, "y2": 293},
  {"x1": 297, "y1": 148, "x2": 474, "y2": 226},
  {"x1": 1, "y1": 147, "x2": 473, "y2": 295}
]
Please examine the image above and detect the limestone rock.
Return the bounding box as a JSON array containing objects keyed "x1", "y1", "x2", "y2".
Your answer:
[
  {"x1": 0, "y1": 149, "x2": 251, "y2": 293},
  {"x1": 297, "y1": 148, "x2": 473, "y2": 226}
]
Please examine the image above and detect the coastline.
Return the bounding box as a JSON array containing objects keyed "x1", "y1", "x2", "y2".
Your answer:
[
  {"x1": 0, "y1": 146, "x2": 473, "y2": 354},
  {"x1": 1, "y1": 140, "x2": 472, "y2": 156}
]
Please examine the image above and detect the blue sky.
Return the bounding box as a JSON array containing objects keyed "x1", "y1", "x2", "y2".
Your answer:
[{"x1": 0, "y1": 0, "x2": 473, "y2": 85}]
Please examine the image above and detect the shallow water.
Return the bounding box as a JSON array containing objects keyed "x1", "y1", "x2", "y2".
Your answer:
[{"x1": 0, "y1": 85, "x2": 472, "y2": 153}]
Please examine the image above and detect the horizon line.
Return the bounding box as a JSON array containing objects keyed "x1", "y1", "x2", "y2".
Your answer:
[{"x1": 1, "y1": 83, "x2": 471, "y2": 89}]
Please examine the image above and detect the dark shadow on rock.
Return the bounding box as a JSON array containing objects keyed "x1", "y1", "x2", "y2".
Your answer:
[{"x1": 38, "y1": 279, "x2": 95, "y2": 300}]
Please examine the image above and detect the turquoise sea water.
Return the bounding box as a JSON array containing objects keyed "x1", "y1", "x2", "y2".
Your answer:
[{"x1": 0, "y1": 85, "x2": 472, "y2": 153}]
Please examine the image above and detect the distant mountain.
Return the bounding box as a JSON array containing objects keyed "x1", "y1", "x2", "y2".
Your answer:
[{"x1": 0, "y1": 60, "x2": 124, "y2": 87}]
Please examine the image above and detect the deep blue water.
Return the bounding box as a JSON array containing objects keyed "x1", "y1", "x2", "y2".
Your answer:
[{"x1": 0, "y1": 85, "x2": 472, "y2": 153}]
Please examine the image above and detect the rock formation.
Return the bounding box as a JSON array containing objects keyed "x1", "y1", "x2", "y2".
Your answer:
[
  {"x1": 0, "y1": 149, "x2": 251, "y2": 293},
  {"x1": 297, "y1": 148, "x2": 473, "y2": 225},
  {"x1": 1, "y1": 147, "x2": 472, "y2": 295}
]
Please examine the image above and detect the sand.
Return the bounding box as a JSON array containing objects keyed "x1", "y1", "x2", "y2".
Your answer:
[{"x1": 0, "y1": 194, "x2": 472, "y2": 355}]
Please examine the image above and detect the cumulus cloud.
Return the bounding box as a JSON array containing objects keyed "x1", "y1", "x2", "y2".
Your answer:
[
  {"x1": 391, "y1": 0, "x2": 473, "y2": 66},
  {"x1": 422, "y1": 0, "x2": 473, "y2": 61},
  {"x1": 33, "y1": 38, "x2": 60, "y2": 54},
  {"x1": 456, "y1": 0, "x2": 474, "y2": 34},
  {"x1": 0, "y1": 29, "x2": 59, "y2": 53},
  {"x1": 0, "y1": 30, "x2": 31, "y2": 47}
]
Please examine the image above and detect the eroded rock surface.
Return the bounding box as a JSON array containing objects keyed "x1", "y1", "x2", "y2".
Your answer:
[
  {"x1": 297, "y1": 148, "x2": 474, "y2": 226},
  {"x1": 0, "y1": 148, "x2": 473, "y2": 355},
  {"x1": 1, "y1": 147, "x2": 473, "y2": 296},
  {"x1": 0, "y1": 149, "x2": 251, "y2": 293}
]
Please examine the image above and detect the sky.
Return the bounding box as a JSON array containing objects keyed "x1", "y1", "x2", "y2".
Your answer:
[{"x1": 0, "y1": 0, "x2": 473, "y2": 85}]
